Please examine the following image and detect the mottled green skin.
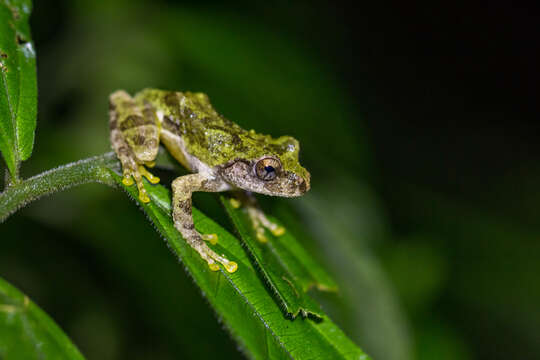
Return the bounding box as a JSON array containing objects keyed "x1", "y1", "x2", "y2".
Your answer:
[{"x1": 133, "y1": 88, "x2": 309, "y2": 181}]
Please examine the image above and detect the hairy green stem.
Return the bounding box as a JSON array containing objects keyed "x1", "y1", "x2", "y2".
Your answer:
[{"x1": 0, "y1": 152, "x2": 119, "y2": 222}]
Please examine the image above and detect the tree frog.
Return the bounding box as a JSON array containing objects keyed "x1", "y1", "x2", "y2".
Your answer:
[{"x1": 109, "y1": 89, "x2": 310, "y2": 273}]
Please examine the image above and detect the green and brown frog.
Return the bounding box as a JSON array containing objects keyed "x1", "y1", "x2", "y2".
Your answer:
[{"x1": 109, "y1": 89, "x2": 310, "y2": 273}]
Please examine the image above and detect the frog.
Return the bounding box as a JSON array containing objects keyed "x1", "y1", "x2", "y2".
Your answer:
[{"x1": 109, "y1": 89, "x2": 310, "y2": 273}]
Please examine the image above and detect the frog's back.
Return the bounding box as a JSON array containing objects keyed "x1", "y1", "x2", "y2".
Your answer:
[{"x1": 134, "y1": 89, "x2": 301, "y2": 171}]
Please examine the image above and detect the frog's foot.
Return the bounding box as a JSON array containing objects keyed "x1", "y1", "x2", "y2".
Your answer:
[
  {"x1": 202, "y1": 233, "x2": 218, "y2": 245},
  {"x1": 122, "y1": 164, "x2": 160, "y2": 203},
  {"x1": 138, "y1": 165, "x2": 160, "y2": 184},
  {"x1": 188, "y1": 235, "x2": 237, "y2": 273},
  {"x1": 246, "y1": 206, "x2": 286, "y2": 243}
]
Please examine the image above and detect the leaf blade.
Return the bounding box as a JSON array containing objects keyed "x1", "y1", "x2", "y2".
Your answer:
[
  {"x1": 0, "y1": 0, "x2": 37, "y2": 175},
  {"x1": 0, "y1": 276, "x2": 86, "y2": 360},
  {"x1": 220, "y1": 195, "x2": 338, "y2": 318},
  {"x1": 110, "y1": 171, "x2": 369, "y2": 360}
]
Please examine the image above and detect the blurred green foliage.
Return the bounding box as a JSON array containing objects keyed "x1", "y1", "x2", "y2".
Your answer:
[
  {"x1": 1, "y1": 1, "x2": 538, "y2": 360},
  {"x1": 0, "y1": 276, "x2": 85, "y2": 360}
]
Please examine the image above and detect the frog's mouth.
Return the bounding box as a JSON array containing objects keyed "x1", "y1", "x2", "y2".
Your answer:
[{"x1": 260, "y1": 171, "x2": 310, "y2": 198}]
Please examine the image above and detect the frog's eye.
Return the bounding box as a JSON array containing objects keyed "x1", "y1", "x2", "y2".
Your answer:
[{"x1": 255, "y1": 158, "x2": 281, "y2": 181}]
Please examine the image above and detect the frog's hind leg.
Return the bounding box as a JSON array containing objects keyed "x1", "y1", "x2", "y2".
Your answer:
[
  {"x1": 172, "y1": 174, "x2": 238, "y2": 273},
  {"x1": 110, "y1": 115, "x2": 146, "y2": 198},
  {"x1": 110, "y1": 91, "x2": 160, "y2": 203},
  {"x1": 110, "y1": 128, "x2": 157, "y2": 203},
  {"x1": 247, "y1": 207, "x2": 285, "y2": 242}
]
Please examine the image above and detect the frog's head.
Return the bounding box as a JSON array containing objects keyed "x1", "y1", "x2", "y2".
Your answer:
[{"x1": 219, "y1": 136, "x2": 310, "y2": 197}]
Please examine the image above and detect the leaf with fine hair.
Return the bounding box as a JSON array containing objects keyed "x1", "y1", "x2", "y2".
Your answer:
[
  {"x1": 0, "y1": 0, "x2": 37, "y2": 178},
  {"x1": 0, "y1": 276, "x2": 85, "y2": 360},
  {"x1": 220, "y1": 195, "x2": 338, "y2": 318},
  {"x1": 110, "y1": 170, "x2": 370, "y2": 360}
]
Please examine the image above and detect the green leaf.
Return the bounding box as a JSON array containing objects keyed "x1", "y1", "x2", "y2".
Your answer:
[
  {"x1": 0, "y1": 0, "x2": 37, "y2": 177},
  {"x1": 110, "y1": 170, "x2": 370, "y2": 360},
  {"x1": 220, "y1": 195, "x2": 338, "y2": 318},
  {"x1": 0, "y1": 276, "x2": 85, "y2": 360}
]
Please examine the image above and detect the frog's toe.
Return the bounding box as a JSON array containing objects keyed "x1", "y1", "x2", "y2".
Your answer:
[
  {"x1": 255, "y1": 229, "x2": 268, "y2": 243},
  {"x1": 136, "y1": 180, "x2": 150, "y2": 203},
  {"x1": 138, "y1": 190, "x2": 150, "y2": 203},
  {"x1": 205, "y1": 243, "x2": 237, "y2": 272},
  {"x1": 122, "y1": 167, "x2": 151, "y2": 203},
  {"x1": 225, "y1": 261, "x2": 238, "y2": 273},
  {"x1": 190, "y1": 236, "x2": 238, "y2": 273},
  {"x1": 217, "y1": 257, "x2": 238, "y2": 273},
  {"x1": 269, "y1": 225, "x2": 286, "y2": 237},
  {"x1": 205, "y1": 253, "x2": 238, "y2": 273},
  {"x1": 131, "y1": 172, "x2": 150, "y2": 203},
  {"x1": 202, "y1": 233, "x2": 218, "y2": 245},
  {"x1": 209, "y1": 251, "x2": 237, "y2": 273},
  {"x1": 148, "y1": 177, "x2": 160, "y2": 184},
  {"x1": 122, "y1": 175, "x2": 134, "y2": 186},
  {"x1": 138, "y1": 165, "x2": 160, "y2": 184},
  {"x1": 258, "y1": 213, "x2": 286, "y2": 237},
  {"x1": 229, "y1": 197, "x2": 242, "y2": 209}
]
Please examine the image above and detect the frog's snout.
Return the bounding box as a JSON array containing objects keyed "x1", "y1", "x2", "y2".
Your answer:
[
  {"x1": 299, "y1": 177, "x2": 310, "y2": 194},
  {"x1": 294, "y1": 172, "x2": 310, "y2": 195}
]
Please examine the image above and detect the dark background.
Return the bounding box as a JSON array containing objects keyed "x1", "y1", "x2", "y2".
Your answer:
[{"x1": 1, "y1": 1, "x2": 539, "y2": 359}]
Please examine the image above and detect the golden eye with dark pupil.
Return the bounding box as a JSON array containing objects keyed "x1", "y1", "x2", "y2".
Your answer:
[{"x1": 255, "y1": 158, "x2": 281, "y2": 181}]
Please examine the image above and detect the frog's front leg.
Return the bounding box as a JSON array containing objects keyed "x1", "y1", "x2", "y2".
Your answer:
[
  {"x1": 231, "y1": 192, "x2": 285, "y2": 243},
  {"x1": 172, "y1": 174, "x2": 238, "y2": 273}
]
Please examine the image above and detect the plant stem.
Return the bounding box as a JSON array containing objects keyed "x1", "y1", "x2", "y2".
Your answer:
[{"x1": 0, "y1": 152, "x2": 119, "y2": 222}]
